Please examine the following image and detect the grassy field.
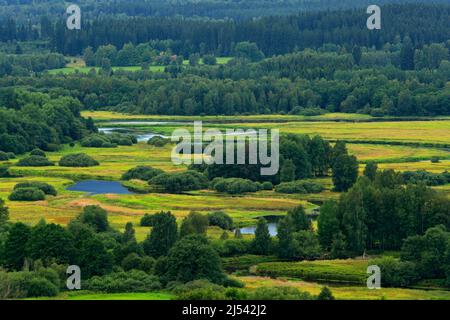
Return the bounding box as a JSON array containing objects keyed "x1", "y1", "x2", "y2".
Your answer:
[
  {"x1": 254, "y1": 259, "x2": 369, "y2": 284},
  {"x1": 239, "y1": 276, "x2": 450, "y2": 300},
  {"x1": 48, "y1": 65, "x2": 165, "y2": 74},
  {"x1": 49, "y1": 57, "x2": 233, "y2": 75}
]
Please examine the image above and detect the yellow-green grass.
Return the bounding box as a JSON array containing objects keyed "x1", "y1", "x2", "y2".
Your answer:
[
  {"x1": 48, "y1": 65, "x2": 165, "y2": 75},
  {"x1": 254, "y1": 259, "x2": 369, "y2": 284},
  {"x1": 348, "y1": 144, "x2": 450, "y2": 163},
  {"x1": 8, "y1": 143, "x2": 183, "y2": 180},
  {"x1": 238, "y1": 276, "x2": 450, "y2": 300},
  {"x1": 82, "y1": 111, "x2": 375, "y2": 122},
  {"x1": 377, "y1": 160, "x2": 450, "y2": 173},
  {"x1": 218, "y1": 120, "x2": 450, "y2": 145}
]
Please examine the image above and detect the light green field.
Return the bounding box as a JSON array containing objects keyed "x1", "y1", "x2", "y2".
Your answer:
[
  {"x1": 239, "y1": 276, "x2": 450, "y2": 300},
  {"x1": 82, "y1": 110, "x2": 376, "y2": 122},
  {"x1": 48, "y1": 65, "x2": 165, "y2": 74}
]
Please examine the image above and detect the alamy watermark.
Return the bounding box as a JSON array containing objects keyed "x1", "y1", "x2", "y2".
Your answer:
[
  {"x1": 367, "y1": 5, "x2": 381, "y2": 30},
  {"x1": 66, "y1": 4, "x2": 81, "y2": 30},
  {"x1": 171, "y1": 121, "x2": 280, "y2": 176}
]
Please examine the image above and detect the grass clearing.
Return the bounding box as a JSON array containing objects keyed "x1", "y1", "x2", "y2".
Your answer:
[{"x1": 239, "y1": 276, "x2": 450, "y2": 300}]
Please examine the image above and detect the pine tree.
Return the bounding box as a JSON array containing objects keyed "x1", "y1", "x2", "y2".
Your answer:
[{"x1": 251, "y1": 218, "x2": 271, "y2": 255}]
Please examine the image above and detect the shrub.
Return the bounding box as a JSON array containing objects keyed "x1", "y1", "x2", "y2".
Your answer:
[
  {"x1": 14, "y1": 182, "x2": 57, "y2": 196},
  {"x1": 431, "y1": 156, "x2": 440, "y2": 163},
  {"x1": 122, "y1": 166, "x2": 164, "y2": 181},
  {"x1": 27, "y1": 277, "x2": 59, "y2": 297},
  {"x1": 140, "y1": 213, "x2": 157, "y2": 227},
  {"x1": 149, "y1": 171, "x2": 208, "y2": 193},
  {"x1": 317, "y1": 287, "x2": 335, "y2": 300},
  {"x1": 16, "y1": 156, "x2": 54, "y2": 167},
  {"x1": 275, "y1": 180, "x2": 324, "y2": 194},
  {"x1": 81, "y1": 133, "x2": 137, "y2": 148},
  {"x1": 371, "y1": 257, "x2": 419, "y2": 287},
  {"x1": 147, "y1": 136, "x2": 170, "y2": 147},
  {"x1": 248, "y1": 286, "x2": 313, "y2": 300},
  {"x1": 208, "y1": 211, "x2": 233, "y2": 230},
  {"x1": 211, "y1": 178, "x2": 259, "y2": 194},
  {"x1": 30, "y1": 148, "x2": 46, "y2": 157},
  {"x1": 261, "y1": 181, "x2": 274, "y2": 190},
  {"x1": 171, "y1": 279, "x2": 227, "y2": 300},
  {"x1": 85, "y1": 270, "x2": 161, "y2": 293},
  {"x1": 0, "y1": 151, "x2": 9, "y2": 161},
  {"x1": 59, "y1": 153, "x2": 99, "y2": 167},
  {"x1": 77, "y1": 205, "x2": 109, "y2": 232},
  {"x1": 9, "y1": 187, "x2": 46, "y2": 201}
]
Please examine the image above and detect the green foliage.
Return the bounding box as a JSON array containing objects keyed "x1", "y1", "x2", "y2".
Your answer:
[
  {"x1": 85, "y1": 270, "x2": 161, "y2": 293},
  {"x1": 16, "y1": 156, "x2": 54, "y2": 167},
  {"x1": 364, "y1": 161, "x2": 378, "y2": 181},
  {"x1": 122, "y1": 165, "x2": 164, "y2": 181},
  {"x1": 317, "y1": 201, "x2": 340, "y2": 250},
  {"x1": 317, "y1": 287, "x2": 335, "y2": 300},
  {"x1": 371, "y1": 257, "x2": 419, "y2": 287},
  {"x1": 29, "y1": 149, "x2": 46, "y2": 157},
  {"x1": 164, "y1": 235, "x2": 226, "y2": 284},
  {"x1": 0, "y1": 151, "x2": 9, "y2": 161},
  {"x1": 143, "y1": 211, "x2": 178, "y2": 258},
  {"x1": 9, "y1": 187, "x2": 46, "y2": 201},
  {"x1": 149, "y1": 170, "x2": 208, "y2": 193},
  {"x1": 26, "y1": 221, "x2": 76, "y2": 265},
  {"x1": 59, "y1": 153, "x2": 99, "y2": 167},
  {"x1": 147, "y1": 136, "x2": 170, "y2": 147},
  {"x1": 401, "y1": 225, "x2": 450, "y2": 280},
  {"x1": 251, "y1": 218, "x2": 272, "y2": 255},
  {"x1": 332, "y1": 154, "x2": 358, "y2": 192},
  {"x1": 171, "y1": 279, "x2": 227, "y2": 300},
  {"x1": 402, "y1": 170, "x2": 450, "y2": 186},
  {"x1": 14, "y1": 182, "x2": 57, "y2": 196},
  {"x1": 211, "y1": 177, "x2": 260, "y2": 194},
  {"x1": 81, "y1": 133, "x2": 137, "y2": 148},
  {"x1": 179, "y1": 212, "x2": 209, "y2": 238},
  {"x1": 2, "y1": 223, "x2": 31, "y2": 270},
  {"x1": 0, "y1": 198, "x2": 8, "y2": 225},
  {"x1": 78, "y1": 205, "x2": 109, "y2": 232},
  {"x1": 208, "y1": 211, "x2": 233, "y2": 230}
]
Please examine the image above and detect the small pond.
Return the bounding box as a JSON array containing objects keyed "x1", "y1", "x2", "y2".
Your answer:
[
  {"x1": 98, "y1": 127, "x2": 167, "y2": 142},
  {"x1": 67, "y1": 180, "x2": 133, "y2": 195},
  {"x1": 239, "y1": 222, "x2": 278, "y2": 237}
]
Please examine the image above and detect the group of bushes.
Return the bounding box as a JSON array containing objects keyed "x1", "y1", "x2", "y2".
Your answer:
[
  {"x1": 149, "y1": 170, "x2": 208, "y2": 193},
  {"x1": 85, "y1": 270, "x2": 161, "y2": 293},
  {"x1": 16, "y1": 149, "x2": 53, "y2": 167},
  {"x1": 81, "y1": 133, "x2": 137, "y2": 148},
  {"x1": 59, "y1": 153, "x2": 99, "y2": 167},
  {"x1": 275, "y1": 180, "x2": 324, "y2": 194},
  {"x1": 211, "y1": 178, "x2": 273, "y2": 194},
  {"x1": 0, "y1": 151, "x2": 15, "y2": 161},
  {"x1": 147, "y1": 136, "x2": 170, "y2": 147},
  {"x1": 121, "y1": 165, "x2": 164, "y2": 181},
  {"x1": 0, "y1": 267, "x2": 62, "y2": 299},
  {"x1": 402, "y1": 170, "x2": 450, "y2": 186},
  {"x1": 9, "y1": 182, "x2": 57, "y2": 201}
]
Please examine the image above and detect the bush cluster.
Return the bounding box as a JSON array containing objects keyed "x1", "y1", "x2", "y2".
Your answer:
[
  {"x1": 59, "y1": 153, "x2": 99, "y2": 167},
  {"x1": 275, "y1": 180, "x2": 324, "y2": 194}
]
